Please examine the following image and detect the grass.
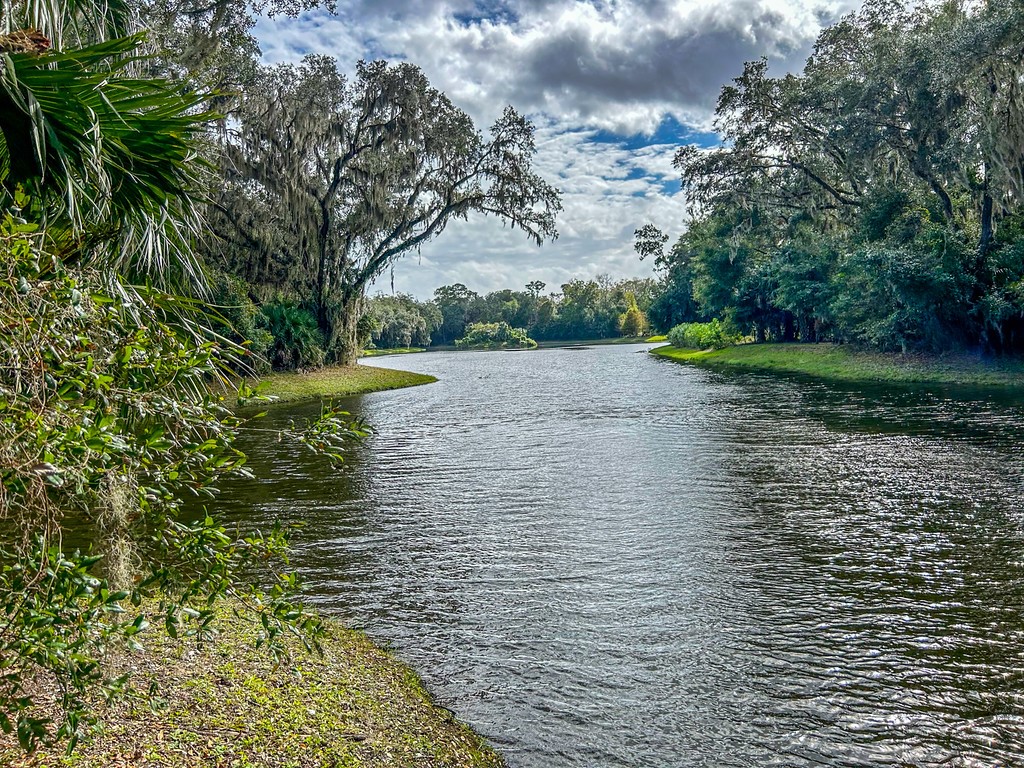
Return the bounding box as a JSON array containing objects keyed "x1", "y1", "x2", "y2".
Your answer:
[
  {"x1": 360, "y1": 347, "x2": 427, "y2": 357},
  {"x1": 534, "y1": 336, "x2": 655, "y2": 348},
  {"x1": 1, "y1": 606, "x2": 504, "y2": 768},
  {"x1": 255, "y1": 364, "x2": 436, "y2": 405},
  {"x1": 422, "y1": 337, "x2": 663, "y2": 352},
  {"x1": 651, "y1": 342, "x2": 1024, "y2": 387}
]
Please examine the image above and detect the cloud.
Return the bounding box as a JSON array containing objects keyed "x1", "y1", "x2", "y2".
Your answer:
[
  {"x1": 257, "y1": 0, "x2": 855, "y2": 132},
  {"x1": 367, "y1": 120, "x2": 689, "y2": 298},
  {"x1": 254, "y1": 0, "x2": 860, "y2": 298}
]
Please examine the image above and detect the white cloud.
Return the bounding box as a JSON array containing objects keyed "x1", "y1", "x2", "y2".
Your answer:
[
  {"x1": 368, "y1": 120, "x2": 689, "y2": 298},
  {"x1": 255, "y1": 0, "x2": 860, "y2": 299},
  {"x1": 257, "y1": 0, "x2": 855, "y2": 130}
]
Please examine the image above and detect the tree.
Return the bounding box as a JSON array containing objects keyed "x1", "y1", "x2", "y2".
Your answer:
[
  {"x1": 366, "y1": 293, "x2": 440, "y2": 349},
  {"x1": 209, "y1": 56, "x2": 561, "y2": 365},
  {"x1": 556, "y1": 279, "x2": 602, "y2": 338},
  {"x1": 432, "y1": 283, "x2": 482, "y2": 345},
  {"x1": 618, "y1": 292, "x2": 647, "y2": 337},
  {"x1": 526, "y1": 279, "x2": 546, "y2": 297}
]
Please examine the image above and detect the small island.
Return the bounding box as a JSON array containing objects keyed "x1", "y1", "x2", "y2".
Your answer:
[{"x1": 455, "y1": 321, "x2": 538, "y2": 350}]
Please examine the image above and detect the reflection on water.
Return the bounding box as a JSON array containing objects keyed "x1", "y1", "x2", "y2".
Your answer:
[{"x1": 214, "y1": 345, "x2": 1024, "y2": 767}]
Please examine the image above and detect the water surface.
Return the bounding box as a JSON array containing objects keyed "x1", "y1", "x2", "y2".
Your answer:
[{"x1": 218, "y1": 344, "x2": 1024, "y2": 767}]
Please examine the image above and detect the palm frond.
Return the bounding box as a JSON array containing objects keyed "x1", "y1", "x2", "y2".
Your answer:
[
  {"x1": 0, "y1": 34, "x2": 215, "y2": 290},
  {"x1": 2, "y1": 0, "x2": 134, "y2": 49}
]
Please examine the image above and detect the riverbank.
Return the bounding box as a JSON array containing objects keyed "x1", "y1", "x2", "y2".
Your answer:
[
  {"x1": 1, "y1": 605, "x2": 503, "y2": 768},
  {"x1": 420, "y1": 336, "x2": 665, "y2": 353},
  {"x1": 255, "y1": 364, "x2": 437, "y2": 405},
  {"x1": 361, "y1": 347, "x2": 427, "y2": 357},
  {"x1": 536, "y1": 335, "x2": 663, "y2": 348},
  {"x1": 651, "y1": 342, "x2": 1024, "y2": 387}
]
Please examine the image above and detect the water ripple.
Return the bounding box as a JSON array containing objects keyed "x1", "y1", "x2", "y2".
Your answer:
[{"x1": 214, "y1": 344, "x2": 1024, "y2": 767}]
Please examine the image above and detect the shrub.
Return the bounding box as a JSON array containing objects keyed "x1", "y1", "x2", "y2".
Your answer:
[
  {"x1": 259, "y1": 301, "x2": 327, "y2": 370},
  {"x1": 455, "y1": 321, "x2": 537, "y2": 349},
  {"x1": 667, "y1": 319, "x2": 740, "y2": 350},
  {"x1": 0, "y1": 221, "x2": 366, "y2": 750}
]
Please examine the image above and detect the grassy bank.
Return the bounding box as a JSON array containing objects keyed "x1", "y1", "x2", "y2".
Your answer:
[
  {"x1": 361, "y1": 347, "x2": 427, "y2": 357},
  {"x1": 2, "y1": 606, "x2": 503, "y2": 768},
  {"x1": 652, "y1": 342, "x2": 1024, "y2": 387},
  {"x1": 534, "y1": 336, "x2": 660, "y2": 348},
  {"x1": 256, "y1": 364, "x2": 436, "y2": 405}
]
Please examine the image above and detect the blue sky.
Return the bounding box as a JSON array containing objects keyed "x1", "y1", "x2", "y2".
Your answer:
[{"x1": 256, "y1": 0, "x2": 857, "y2": 299}]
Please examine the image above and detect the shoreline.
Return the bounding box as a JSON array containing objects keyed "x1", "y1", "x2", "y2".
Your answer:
[
  {"x1": 361, "y1": 347, "x2": 427, "y2": 357},
  {"x1": 374, "y1": 336, "x2": 666, "y2": 355},
  {"x1": 1, "y1": 605, "x2": 503, "y2": 768},
  {"x1": 651, "y1": 342, "x2": 1024, "y2": 388},
  {"x1": 253, "y1": 363, "x2": 437, "y2": 405}
]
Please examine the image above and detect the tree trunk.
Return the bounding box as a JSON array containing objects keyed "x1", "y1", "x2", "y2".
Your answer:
[
  {"x1": 782, "y1": 313, "x2": 795, "y2": 342},
  {"x1": 330, "y1": 292, "x2": 364, "y2": 366},
  {"x1": 979, "y1": 190, "x2": 994, "y2": 258}
]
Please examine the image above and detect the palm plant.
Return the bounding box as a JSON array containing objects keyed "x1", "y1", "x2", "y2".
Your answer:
[
  {"x1": 1, "y1": 1, "x2": 133, "y2": 47},
  {"x1": 0, "y1": 0, "x2": 211, "y2": 290}
]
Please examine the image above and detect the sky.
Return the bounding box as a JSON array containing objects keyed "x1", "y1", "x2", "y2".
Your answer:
[{"x1": 255, "y1": 0, "x2": 859, "y2": 299}]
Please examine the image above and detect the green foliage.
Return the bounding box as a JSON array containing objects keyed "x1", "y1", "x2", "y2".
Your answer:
[
  {"x1": 0, "y1": 31, "x2": 211, "y2": 288},
  {"x1": 208, "y1": 271, "x2": 273, "y2": 373},
  {"x1": 617, "y1": 292, "x2": 647, "y2": 337},
  {"x1": 829, "y1": 239, "x2": 973, "y2": 352},
  {"x1": 258, "y1": 301, "x2": 326, "y2": 371},
  {"x1": 0, "y1": 2, "x2": 372, "y2": 755},
  {"x1": 667, "y1": 320, "x2": 741, "y2": 350},
  {"x1": 645, "y1": 0, "x2": 1024, "y2": 355},
  {"x1": 455, "y1": 321, "x2": 537, "y2": 349},
  {"x1": 431, "y1": 275, "x2": 661, "y2": 344},
  {"x1": 0, "y1": 219, "x2": 364, "y2": 751},
  {"x1": 365, "y1": 294, "x2": 440, "y2": 350}
]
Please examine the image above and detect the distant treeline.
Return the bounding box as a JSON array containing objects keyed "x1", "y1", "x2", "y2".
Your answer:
[
  {"x1": 364, "y1": 276, "x2": 662, "y2": 349},
  {"x1": 640, "y1": 0, "x2": 1024, "y2": 355}
]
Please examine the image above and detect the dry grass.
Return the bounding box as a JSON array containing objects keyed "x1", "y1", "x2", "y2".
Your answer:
[{"x1": 1, "y1": 607, "x2": 503, "y2": 768}]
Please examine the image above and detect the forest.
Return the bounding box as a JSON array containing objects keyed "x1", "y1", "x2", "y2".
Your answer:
[
  {"x1": 640, "y1": 0, "x2": 1024, "y2": 355},
  {"x1": 363, "y1": 276, "x2": 657, "y2": 351}
]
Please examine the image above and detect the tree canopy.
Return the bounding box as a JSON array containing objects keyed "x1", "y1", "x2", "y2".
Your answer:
[
  {"x1": 645, "y1": 0, "x2": 1024, "y2": 354},
  {"x1": 208, "y1": 55, "x2": 561, "y2": 364}
]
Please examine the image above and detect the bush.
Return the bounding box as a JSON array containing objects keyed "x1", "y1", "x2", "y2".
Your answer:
[
  {"x1": 259, "y1": 301, "x2": 327, "y2": 370},
  {"x1": 667, "y1": 319, "x2": 740, "y2": 350},
  {"x1": 455, "y1": 321, "x2": 537, "y2": 349},
  {"x1": 0, "y1": 221, "x2": 368, "y2": 750},
  {"x1": 208, "y1": 272, "x2": 273, "y2": 373}
]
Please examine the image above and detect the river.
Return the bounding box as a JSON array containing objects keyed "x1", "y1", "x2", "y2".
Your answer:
[{"x1": 218, "y1": 343, "x2": 1024, "y2": 767}]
